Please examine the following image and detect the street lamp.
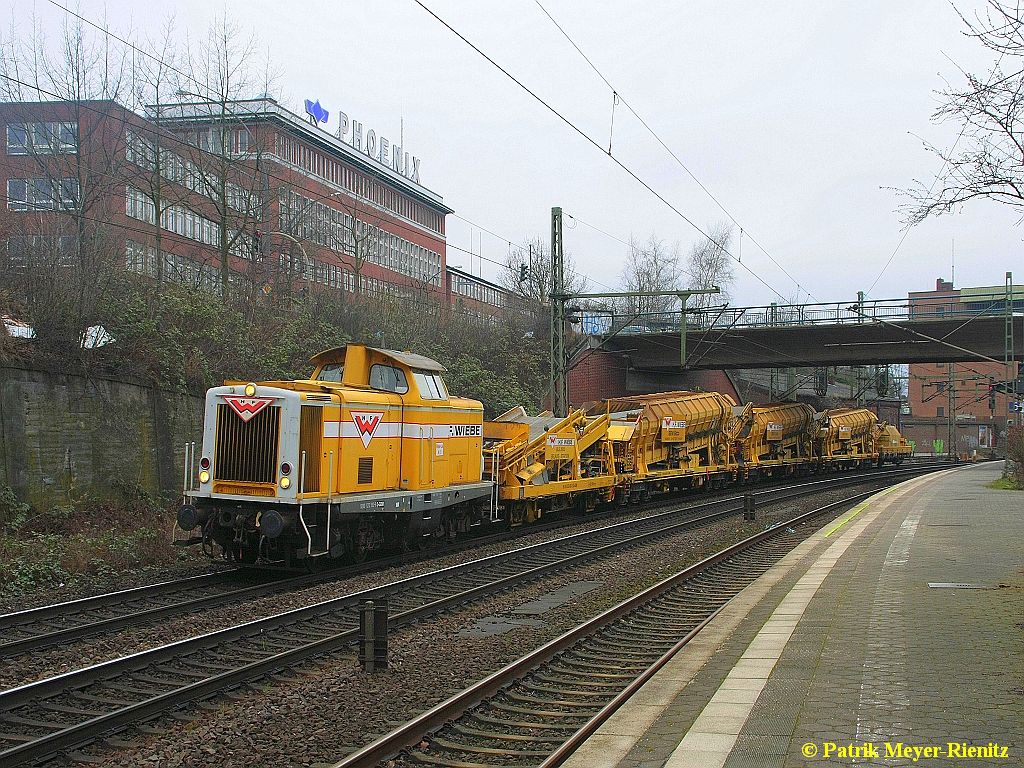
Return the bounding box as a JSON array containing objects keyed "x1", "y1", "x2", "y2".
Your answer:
[{"x1": 268, "y1": 231, "x2": 309, "y2": 262}]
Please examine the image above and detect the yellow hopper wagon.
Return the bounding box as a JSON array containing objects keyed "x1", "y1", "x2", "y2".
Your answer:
[
  {"x1": 734, "y1": 402, "x2": 816, "y2": 478},
  {"x1": 601, "y1": 391, "x2": 740, "y2": 499},
  {"x1": 815, "y1": 407, "x2": 878, "y2": 468},
  {"x1": 874, "y1": 422, "x2": 913, "y2": 465},
  {"x1": 176, "y1": 344, "x2": 492, "y2": 567}
]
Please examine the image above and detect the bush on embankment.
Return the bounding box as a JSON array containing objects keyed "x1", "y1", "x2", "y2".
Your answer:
[{"x1": 0, "y1": 483, "x2": 185, "y2": 596}]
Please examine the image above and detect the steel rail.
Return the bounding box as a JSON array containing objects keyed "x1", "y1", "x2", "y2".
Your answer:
[
  {"x1": 330, "y1": 489, "x2": 887, "y2": 768},
  {"x1": 0, "y1": 465, "x2": 943, "y2": 766},
  {"x1": 0, "y1": 461, "x2": 944, "y2": 658},
  {"x1": 0, "y1": 570, "x2": 239, "y2": 632}
]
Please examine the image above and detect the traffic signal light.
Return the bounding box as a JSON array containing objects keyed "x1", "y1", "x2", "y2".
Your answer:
[{"x1": 519, "y1": 263, "x2": 528, "y2": 282}]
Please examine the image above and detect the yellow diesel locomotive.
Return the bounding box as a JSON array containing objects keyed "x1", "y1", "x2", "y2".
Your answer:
[{"x1": 178, "y1": 344, "x2": 493, "y2": 565}]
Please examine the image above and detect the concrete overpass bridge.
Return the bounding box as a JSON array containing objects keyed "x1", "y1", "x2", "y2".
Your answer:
[{"x1": 579, "y1": 295, "x2": 1023, "y2": 371}]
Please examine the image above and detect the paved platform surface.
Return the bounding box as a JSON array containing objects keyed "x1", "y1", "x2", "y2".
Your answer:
[{"x1": 564, "y1": 463, "x2": 1024, "y2": 768}]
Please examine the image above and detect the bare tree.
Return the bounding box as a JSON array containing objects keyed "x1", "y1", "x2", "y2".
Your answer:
[
  {"x1": 275, "y1": 187, "x2": 392, "y2": 300},
  {"x1": 617, "y1": 234, "x2": 682, "y2": 325},
  {"x1": 174, "y1": 13, "x2": 276, "y2": 299},
  {"x1": 684, "y1": 223, "x2": 734, "y2": 310},
  {"x1": 0, "y1": 14, "x2": 133, "y2": 353},
  {"x1": 902, "y1": 1, "x2": 1024, "y2": 223},
  {"x1": 499, "y1": 235, "x2": 587, "y2": 305},
  {"x1": 127, "y1": 17, "x2": 186, "y2": 289}
]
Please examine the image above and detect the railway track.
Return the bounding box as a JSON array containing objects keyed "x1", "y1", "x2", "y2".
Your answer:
[
  {"x1": 0, "y1": 569, "x2": 260, "y2": 658},
  {"x1": 0, "y1": 465, "x2": 941, "y2": 766},
  {"x1": 0, "y1": 461, "x2": 946, "y2": 661},
  {"x1": 332, "y1": 488, "x2": 891, "y2": 768}
]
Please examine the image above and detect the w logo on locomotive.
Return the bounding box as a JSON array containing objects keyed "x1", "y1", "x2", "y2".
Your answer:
[
  {"x1": 223, "y1": 395, "x2": 274, "y2": 423},
  {"x1": 351, "y1": 411, "x2": 384, "y2": 447}
]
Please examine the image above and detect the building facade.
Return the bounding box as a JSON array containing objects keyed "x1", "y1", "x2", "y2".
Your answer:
[
  {"x1": 903, "y1": 277, "x2": 1022, "y2": 454},
  {"x1": 2, "y1": 97, "x2": 510, "y2": 318}
]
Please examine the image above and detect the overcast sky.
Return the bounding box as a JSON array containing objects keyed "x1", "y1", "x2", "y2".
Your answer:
[{"x1": 16, "y1": 0, "x2": 1020, "y2": 304}]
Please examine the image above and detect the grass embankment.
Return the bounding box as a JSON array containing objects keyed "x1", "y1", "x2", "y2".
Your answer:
[
  {"x1": 987, "y1": 477, "x2": 1022, "y2": 490},
  {"x1": 0, "y1": 486, "x2": 191, "y2": 597}
]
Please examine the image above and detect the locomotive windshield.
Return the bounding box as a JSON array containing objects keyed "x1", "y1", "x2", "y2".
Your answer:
[
  {"x1": 414, "y1": 370, "x2": 449, "y2": 400},
  {"x1": 316, "y1": 364, "x2": 344, "y2": 382},
  {"x1": 369, "y1": 364, "x2": 409, "y2": 394}
]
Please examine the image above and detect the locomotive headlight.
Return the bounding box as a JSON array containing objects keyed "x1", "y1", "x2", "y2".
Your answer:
[
  {"x1": 199, "y1": 470, "x2": 210, "y2": 484},
  {"x1": 244, "y1": 382, "x2": 257, "y2": 397},
  {"x1": 280, "y1": 476, "x2": 291, "y2": 489}
]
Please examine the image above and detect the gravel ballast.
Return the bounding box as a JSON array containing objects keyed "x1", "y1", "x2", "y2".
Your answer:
[{"x1": 55, "y1": 481, "x2": 884, "y2": 768}]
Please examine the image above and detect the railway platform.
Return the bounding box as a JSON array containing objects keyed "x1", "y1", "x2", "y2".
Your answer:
[{"x1": 562, "y1": 461, "x2": 1024, "y2": 768}]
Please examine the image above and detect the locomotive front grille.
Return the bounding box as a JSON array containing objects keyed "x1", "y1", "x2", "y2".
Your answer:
[{"x1": 214, "y1": 404, "x2": 281, "y2": 484}]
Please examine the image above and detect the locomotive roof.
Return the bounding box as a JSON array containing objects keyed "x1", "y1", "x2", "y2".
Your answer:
[{"x1": 309, "y1": 344, "x2": 447, "y2": 372}]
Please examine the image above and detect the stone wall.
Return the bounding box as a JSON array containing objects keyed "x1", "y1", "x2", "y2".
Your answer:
[{"x1": 0, "y1": 365, "x2": 204, "y2": 511}]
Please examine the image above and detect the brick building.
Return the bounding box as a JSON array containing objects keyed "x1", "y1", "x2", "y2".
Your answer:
[
  {"x1": 447, "y1": 265, "x2": 507, "y2": 320},
  {"x1": 903, "y1": 278, "x2": 1022, "y2": 455},
  {"x1": 2, "y1": 97, "x2": 510, "y2": 316}
]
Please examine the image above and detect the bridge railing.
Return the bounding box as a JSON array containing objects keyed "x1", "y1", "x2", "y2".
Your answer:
[{"x1": 589, "y1": 296, "x2": 1016, "y2": 335}]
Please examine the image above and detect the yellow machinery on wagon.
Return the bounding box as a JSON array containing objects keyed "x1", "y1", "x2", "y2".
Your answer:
[{"x1": 483, "y1": 407, "x2": 617, "y2": 525}]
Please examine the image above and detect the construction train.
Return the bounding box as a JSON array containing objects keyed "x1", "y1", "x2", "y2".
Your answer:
[{"x1": 175, "y1": 344, "x2": 913, "y2": 567}]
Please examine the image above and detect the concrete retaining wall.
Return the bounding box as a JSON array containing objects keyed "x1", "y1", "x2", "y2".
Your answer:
[{"x1": 0, "y1": 365, "x2": 204, "y2": 511}]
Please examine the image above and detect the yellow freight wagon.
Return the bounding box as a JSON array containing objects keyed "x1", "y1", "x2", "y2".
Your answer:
[
  {"x1": 815, "y1": 407, "x2": 878, "y2": 466},
  {"x1": 874, "y1": 422, "x2": 913, "y2": 465},
  {"x1": 734, "y1": 402, "x2": 816, "y2": 475},
  {"x1": 177, "y1": 344, "x2": 491, "y2": 567},
  {"x1": 484, "y1": 407, "x2": 617, "y2": 525},
  {"x1": 601, "y1": 391, "x2": 740, "y2": 497}
]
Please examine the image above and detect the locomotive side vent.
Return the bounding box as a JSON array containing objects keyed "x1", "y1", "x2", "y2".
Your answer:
[
  {"x1": 300, "y1": 406, "x2": 323, "y2": 493},
  {"x1": 357, "y1": 457, "x2": 374, "y2": 485},
  {"x1": 215, "y1": 404, "x2": 280, "y2": 484}
]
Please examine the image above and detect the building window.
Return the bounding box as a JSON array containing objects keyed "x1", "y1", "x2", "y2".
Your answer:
[
  {"x1": 6, "y1": 235, "x2": 76, "y2": 269},
  {"x1": 936, "y1": 407, "x2": 944, "y2": 417},
  {"x1": 6, "y1": 122, "x2": 77, "y2": 155},
  {"x1": 7, "y1": 177, "x2": 79, "y2": 211},
  {"x1": 126, "y1": 240, "x2": 221, "y2": 293}
]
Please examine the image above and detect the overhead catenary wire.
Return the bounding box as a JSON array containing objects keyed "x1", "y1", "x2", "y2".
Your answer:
[
  {"x1": 531, "y1": 0, "x2": 816, "y2": 303},
  {"x1": 18, "y1": 18, "x2": 998, "y2": 379},
  {"x1": 410, "y1": 0, "x2": 791, "y2": 304},
  {"x1": 45, "y1": 0, "x2": 781, "y2": 300}
]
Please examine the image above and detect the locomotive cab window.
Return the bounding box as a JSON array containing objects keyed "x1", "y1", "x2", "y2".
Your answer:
[
  {"x1": 413, "y1": 370, "x2": 448, "y2": 400},
  {"x1": 316, "y1": 363, "x2": 344, "y2": 382},
  {"x1": 369, "y1": 364, "x2": 409, "y2": 394}
]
